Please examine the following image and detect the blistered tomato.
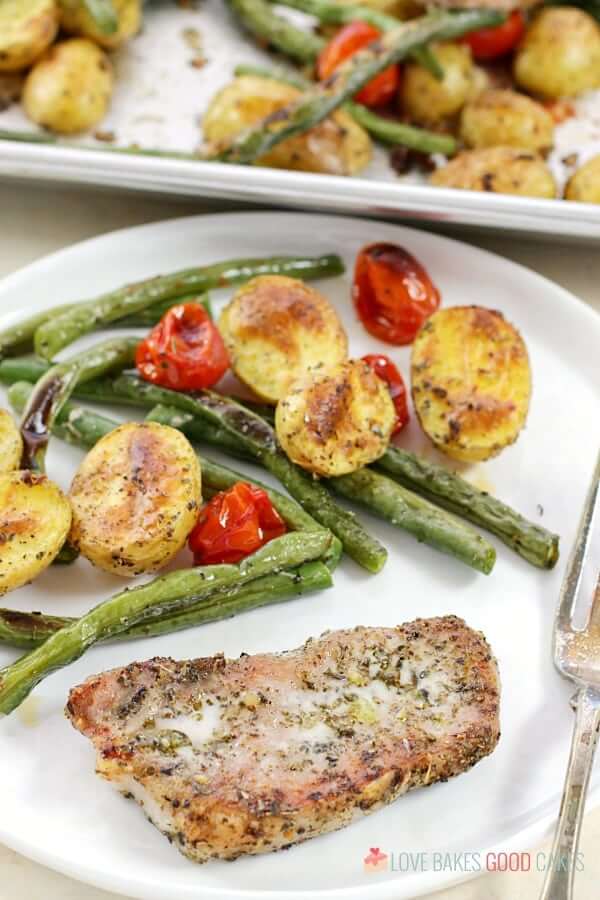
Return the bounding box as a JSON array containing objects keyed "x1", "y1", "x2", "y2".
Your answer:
[
  {"x1": 463, "y1": 11, "x2": 525, "y2": 61},
  {"x1": 353, "y1": 243, "x2": 441, "y2": 345},
  {"x1": 136, "y1": 302, "x2": 229, "y2": 391},
  {"x1": 188, "y1": 482, "x2": 287, "y2": 566},
  {"x1": 317, "y1": 21, "x2": 400, "y2": 108},
  {"x1": 362, "y1": 354, "x2": 409, "y2": 434}
]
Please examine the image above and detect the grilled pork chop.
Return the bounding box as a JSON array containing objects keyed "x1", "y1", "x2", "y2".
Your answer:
[{"x1": 67, "y1": 616, "x2": 500, "y2": 862}]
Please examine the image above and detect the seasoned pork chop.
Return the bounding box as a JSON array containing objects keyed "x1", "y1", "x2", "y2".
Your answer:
[{"x1": 67, "y1": 616, "x2": 500, "y2": 862}]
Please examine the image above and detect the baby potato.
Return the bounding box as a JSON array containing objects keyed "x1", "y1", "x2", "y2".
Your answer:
[
  {"x1": 411, "y1": 306, "x2": 531, "y2": 463},
  {"x1": 430, "y1": 147, "x2": 557, "y2": 198},
  {"x1": 0, "y1": 0, "x2": 59, "y2": 73},
  {"x1": 0, "y1": 410, "x2": 23, "y2": 474},
  {"x1": 219, "y1": 275, "x2": 348, "y2": 404},
  {"x1": 203, "y1": 75, "x2": 371, "y2": 175},
  {"x1": 0, "y1": 471, "x2": 71, "y2": 596},
  {"x1": 565, "y1": 154, "x2": 600, "y2": 203},
  {"x1": 276, "y1": 359, "x2": 396, "y2": 477},
  {"x1": 401, "y1": 42, "x2": 474, "y2": 127},
  {"x1": 460, "y1": 90, "x2": 554, "y2": 153},
  {"x1": 22, "y1": 38, "x2": 113, "y2": 134},
  {"x1": 514, "y1": 7, "x2": 600, "y2": 99},
  {"x1": 69, "y1": 422, "x2": 202, "y2": 577},
  {"x1": 59, "y1": 0, "x2": 141, "y2": 49}
]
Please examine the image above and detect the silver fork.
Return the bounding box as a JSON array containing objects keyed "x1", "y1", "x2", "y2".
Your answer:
[{"x1": 540, "y1": 449, "x2": 600, "y2": 900}]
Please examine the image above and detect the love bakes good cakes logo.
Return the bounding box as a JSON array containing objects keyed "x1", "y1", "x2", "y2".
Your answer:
[{"x1": 362, "y1": 849, "x2": 585, "y2": 875}]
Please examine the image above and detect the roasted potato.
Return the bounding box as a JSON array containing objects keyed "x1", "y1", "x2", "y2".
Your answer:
[
  {"x1": 22, "y1": 38, "x2": 113, "y2": 134},
  {"x1": 460, "y1": 90, "x2": 554, "y2": 153},
  {"x1": 203, "y1": 75, "x2": 371, "y2": 175},
  {"x1": 514, "y1": 7, "x2": 600, "y2": 99},
  {"x1": 430, "y1": 147, "x2": 557, "y2": 198},
  {"x1": 411, "y1": 306, "x2": 531, "y2": 463},
  {"x1": 0, "y1": 410, "x2": 23, "y2": 474},
  {"x1": 565, "y1": 154, "x2": 600, "y2": 203},
  {"x1": 0, "y1": 0, "x2": 59, "y2": 73},
  {"x1": 59, "y1": 0, "x2": 141, "y2": 49},
  {"x1": 219, "y1": 275, "x2": 348, "y2": 404},
  {"x1": 0, "y1": 471, "x2": 71, "y2": 595},
  {"x1": 276, "y1": 359, "x2": 395, "y2": 477},
  {"x1": 401, "y1": 42, "x2": 474, "y2": 127},
  {"x1": 69, "y1": 422, "x2": 202, "y2": 576}
]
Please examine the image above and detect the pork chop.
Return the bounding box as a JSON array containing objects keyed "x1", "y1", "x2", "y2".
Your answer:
[{"x1": 66, "y1": 615, "x2": 500, "y2": 862}]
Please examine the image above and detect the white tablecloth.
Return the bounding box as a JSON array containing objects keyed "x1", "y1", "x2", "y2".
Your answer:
[{"x1": 0, "y1": 181, "x2": 598, "y2": 900}]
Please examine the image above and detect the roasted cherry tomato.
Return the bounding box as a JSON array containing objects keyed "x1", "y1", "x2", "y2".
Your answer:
[
  {"x1": 136, "y1": 302, "x2": 229, "y2": 391},
  {"x1": 188, "y1": 482, "x2": 287, "y2": 566},
  {"x1": 353, "y1": 243, "x2": 441, "y2": 345},
  {"x1": 463, "y1": 11, "x2": 525, "y2": 60},
  {"x1": 361, "y1": 354, "x2": 409, "y2": 434},
  {"x1": 317, "y1": 21, "x2": 400, "y2": 108}
]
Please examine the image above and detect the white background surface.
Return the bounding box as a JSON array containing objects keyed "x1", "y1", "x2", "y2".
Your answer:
[{"x1": 0, "y1": 183, "x2": 599, "y2": 900}]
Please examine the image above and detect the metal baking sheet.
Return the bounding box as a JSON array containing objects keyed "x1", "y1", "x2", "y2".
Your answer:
[{"x1": 2, "y1": 0, "x2": 600, "y2": 239}]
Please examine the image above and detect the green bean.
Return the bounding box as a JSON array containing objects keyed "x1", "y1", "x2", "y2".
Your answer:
[
  {"x1": 213, "y1": 9, "x2": 503, "y2": 164},
  {"x1": 33, "y1": 254, "x2": 345, "y2": 360},
  {"x1": 233, "y1": 64, "x2": 456, "y2": 154},
  {"x1": 374, "y1": 447, "x2": 559, "y2": 569},
  {"x1": 0, "y1": 529, "x2": 332, "y2": 715},
  {"x1": 113, "y1": 292, "x2": 213, "y2": 326},
  {"x1": 330, "y1": 468, "x2": 495, "y2": 574},
  {"x1": 226, "y1": 0, "x2": 325, "y2": 62},
  {"x1": 19, "y1": 337, "x2": 138, "y2": 472},
  {"x1": 82, "y1": 0, "x2": 118, "y2": 34},
  {"x1": 268, "y1": 0, "x2": 444, "y2": 77},
  {"x1": 0, "y1": 561, "x2": 332, "y2": 650}
]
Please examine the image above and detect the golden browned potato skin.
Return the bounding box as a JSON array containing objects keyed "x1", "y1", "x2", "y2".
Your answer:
[
  {"x1": 22, "y1": 38, "x2": 113, "y2": 134},
  {"x1": 514, "y1": 7, "x2": 600, "y2": 99},
  {"x1": 276, "y1": 359, "x2": 396, "y2": 477},
  {"x1": 69, "y1": 422, "x2": 202, "y2": 577},
  {"x1": 411, "y1": 306, "x2": 531, "y2": 463},
  {"x1": 203, "y1": 75, "x2": 371, "y2": 175},
  {"x1": 0, "y1": 471, "x2": 72, "y2": 595},
  {"x1": 430, "y1": 147, "x2": 557, "y2": 198},
  {"x1": 219, "y1": 275, "x2": 348, "y2": 404},
  {"x1": 0, "y1": 0, "x2": 59, "y2": 73},
  {"x1": 0, "y1": 410, "x2": 23, "y2": 474},
  {"x1": 565, "y1": 154, "x2": 600, "y2": 203},
  {"x1": 401, "y1": 43, "x2": 474, "y2": 127},
  {"x1": 59, "y1": 0, "x2": 141, "y2": 49},
  {"x1": 460, "y1": 90, "x2": 554, "y2": 153}
]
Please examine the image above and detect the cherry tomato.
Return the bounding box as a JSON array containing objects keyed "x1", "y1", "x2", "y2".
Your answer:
[
  {"x1": 353, "y1": 243, "x2": 441, "y2": 345},
  {"x1": 188, "y1": 482, "x2": 287, "y2": 566},
  {"x1": 317, "y1": 21, "x2": 400, "y2": 108},
  {"x1": 463, "y1": 11, "x2": 525, "y2": 61},
  {"x1": 136, "y1": 302, "x2": 229, "y2": 391},
  {"x1": 361, "y1": 354, "x2": 409, "y2": 434}
]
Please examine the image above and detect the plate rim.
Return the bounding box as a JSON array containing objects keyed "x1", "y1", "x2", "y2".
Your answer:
[{"x1": 0, "y1": 209, "x2": 599, "y2": 900}]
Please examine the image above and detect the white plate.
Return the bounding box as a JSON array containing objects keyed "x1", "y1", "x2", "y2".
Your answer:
[
  {"x1": 0, "y1": 211, "x2": 599, "y2": 900},
  {"x1": 2, "y1": 2, "x2": 600, "y2": 239}
]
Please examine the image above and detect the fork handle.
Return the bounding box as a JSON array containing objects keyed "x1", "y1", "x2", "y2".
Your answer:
[{"x1": 540, "y1": 686, "x2": 600, "y2": 900}]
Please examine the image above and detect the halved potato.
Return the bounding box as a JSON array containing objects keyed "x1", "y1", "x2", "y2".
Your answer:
[
  {"x1": 203, "y1": 75, "x2": 371, "y2": 176},
  {"x1": 0, "y1": 0, "x2": 59, "y2": 73},
  {"x1": 565, "y1": 154, "x2": 600, "y2": 203},
  {"x1": 0, "y1": 471, "x2": 71, "y2": 595},
  {"x1": 59, "y1": 0, "x2": 141, "y2": 49},
  {"x1": 411, "y1": 306, "x2": 531, "y2": 463},
  {"x1": 0, "y1": 410, "x2": 23, "y2": 473},
  {"x1": 276, "y1": 359, "x2": 395, "y2": 477},
  {"x1": 460, "y1": 90, "x2": 554, "y2": 153},
  {"x1": 69, "y1": 422, "x2": 202, "y2": 576},
  {"x1": 22, "y1": 38, "x2": 113, "y2": 134},
  {"x1": 430, "y1": 148, "x2": 557, "y2": 199},
  {"x1": 219, "y1": 275, "x2": 348, "y2": 404}
]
